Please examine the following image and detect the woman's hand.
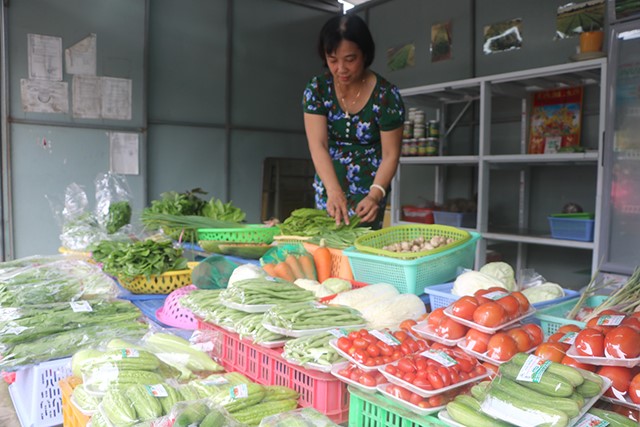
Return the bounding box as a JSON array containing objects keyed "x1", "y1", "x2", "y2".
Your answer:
[
  {"x1": 355, "y1": 194, "x2": 381, "y2": 224},
  {"x1": 326, "y1": 190, "x2": 350, "y2": 226}
]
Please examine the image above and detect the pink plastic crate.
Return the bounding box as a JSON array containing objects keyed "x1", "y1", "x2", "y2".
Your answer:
[{"x1": 198, "y1": 320, "x2": 349, "y2": 423}]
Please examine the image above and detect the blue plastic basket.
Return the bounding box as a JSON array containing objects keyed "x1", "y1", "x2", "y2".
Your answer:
[
  {"x1": 433, "y1": 211, "x2": 477, "y2": 228},
  {"x1": 423, "y1": 281, "x2": 581, "y2": 310},
  {"x1": 548, "y1": 217, "x2": 595, "y2": 242},
  {"x1": 343, "y1": 232, "x2": 480, "y2": 295}
]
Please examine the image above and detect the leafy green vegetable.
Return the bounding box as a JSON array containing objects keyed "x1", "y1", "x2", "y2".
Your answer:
[
  {"x1": 202, "y1": 199, "x2": 246, "y2": 222},
  {"x1": 278, "y1": 208, "x2": 371, "y2": 249},
  {"x1": 91, "y1": 239, "x2": 188, "y2": 280},
  {"x1": 106, "y1": 201, "x2": 132, "y2": 234}
]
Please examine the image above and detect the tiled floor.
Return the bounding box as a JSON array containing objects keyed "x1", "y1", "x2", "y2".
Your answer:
[{"x1": 0, "y1": 381, "x2": 21, "y2": 426}]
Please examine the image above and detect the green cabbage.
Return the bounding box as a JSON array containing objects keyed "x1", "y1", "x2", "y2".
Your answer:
[
  {"x1": 479, "y1": 262, "x2": 516, "y2": 291},
  {"x1": 322, "y1": 278, "x2": 352, "y2": 294}
]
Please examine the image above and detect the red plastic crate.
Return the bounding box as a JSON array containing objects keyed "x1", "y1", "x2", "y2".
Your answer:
[{"x1": 198, "y1": 320, "x2": 349, "y2": 423}]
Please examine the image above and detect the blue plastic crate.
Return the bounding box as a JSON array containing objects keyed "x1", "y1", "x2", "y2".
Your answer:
[
  {"x1": 344, "y1": 233, "x2": 480, "y2": 295},
  {"x1": 548, "y1": 217, "x2": 595, "y2": 242},
  {"x1": 423, "y1": 281, "x2": 581, "y2": 310},
  {"x1": 433, "y1": 211, "x2": 476, "y2": 228}
]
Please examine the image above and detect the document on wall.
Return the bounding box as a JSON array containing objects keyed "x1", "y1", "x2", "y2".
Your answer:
[
  {"x1": 110, "y1": 132, "x2": 139, "y2": 175},
  {"x1": 72, "y1": 75, "x2": 101, "y2": 119},
  {"x1": 27, "y1": 34, "x2": 63, "y2": 81},
  {"x1": 20, "y1": 78, "x2": 68, "y2": 113},
  {"x1": 65, "y1": 33, "x2": 97, "y2": 76},
  {"x1": 102, "y1": 77, "x2": 132, "y2": 120}
]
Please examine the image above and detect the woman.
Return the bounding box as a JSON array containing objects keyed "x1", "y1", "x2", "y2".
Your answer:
[{"x1": 302, "y1": 14, "x2": 405, "y2": 230}]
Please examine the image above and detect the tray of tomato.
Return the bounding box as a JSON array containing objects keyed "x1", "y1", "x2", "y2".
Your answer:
[
  {"x1": 331, "y1": 361, "x2": 387, "y2": 393},
  {"x1": 378, "y1": 346, "x2": 489, "y2": 397},
  {"x1": 457, "y1": 323, "x2": 543, "y2": 364},
  {"x1": 330, "y1": 328, "x2": 429, "y2": 372},
  {"x1": 566, "y1": 313, "x2": 640, "y2": 368},
  {"x1": 443, "y1": 288, "x2": 536, "y2": 334},
  {"x1": 376, "y1": 383, "x2": 458, "y2": 416},
  {"x1": 411, "y1": 315, "x2": 468, "y2": 346}
]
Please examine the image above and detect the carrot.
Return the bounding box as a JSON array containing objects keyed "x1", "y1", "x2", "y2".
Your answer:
[
  {"x1": 313, "y1": 239, "x2": 332, "y2": 282},
  {"x1": 262, "y1": 262, "x2": 278, "y2": 278},
  {"x1": 285, "y1": 254, "x2": 305, "y2": 279},
  {"x1": 298, "y1": 254, "x2": 317, "y2": 280},
  {"x1": 274, "y1": 261, "x2": 296, "y2": 282}
]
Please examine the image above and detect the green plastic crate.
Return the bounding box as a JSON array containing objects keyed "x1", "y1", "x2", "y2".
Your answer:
[
  {"x1": 534, "y1": 295, "x2": 607, "y2": 337},
  {"x1": 348, "y1": 386, "x2": 446, "y2": 427}
]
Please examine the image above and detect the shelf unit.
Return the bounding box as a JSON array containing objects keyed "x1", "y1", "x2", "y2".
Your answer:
[{"x1": 391, "y1": 58, "x2": 606, "y2": 279}]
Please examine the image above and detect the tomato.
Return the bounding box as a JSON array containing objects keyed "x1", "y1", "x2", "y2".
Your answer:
[
  {"x1": 366, "y1": 344, "x2": 381, "y2": 358},
  {"x1": 416, "y1": 339, "x2": 428, "y2": 351},
  {"x1": 428, "y1": 395, "x2": 445, "y2": 407},
  {"x1": 337, "y1": 337, "x2": 351, "y2": 352},
  {"x1": 473, "y1": 302, "x2": 506, "y2": 328},
  {"x1": 561, "y1": 355, "x2": 596, "y2": 372},
  {"x1": 604, "y1": 326, "x2": 640, "y2": 359},
  {"x1": 393, "y1": 330, "x2": 409, "y2": 343},
  {"x1": 473, "y1": 289, "x2": 494, "y2": 305},
  {"x1": 621, "y1": 316, "x2": 640, "y2": 332},
  {"x1": 575, "y1": 328, "x2": 605, "y2": 357},
  {"x1": 390, "y1": 385, "x2": 412, "y2": 401},
  {"x1": 359, "y1": 373, "x2": 376, "y2": 387},
  {"x1": 629, "y1": 373, "x2": 640, "y2": 404},
  {"x1": 428, "y1": 308, "x2": 446, "y2": 329},
  {"x1": 352, "y1": 348, "x2": 368, "y2": 363},
  {"x1": 348, "y1": 331, "x2": 360, "y2": 341},
  {"x1": 399, "y1": 319, "x2": 418, "y2": 332},
  {"x1": 409, "y1": 392, "x2": 423, "y2": 406},
  {"x1": 451, "y1": 296, "x2": 479, "y2": 320},
  {"x1": 482, "y1": 361, "x2": 499, "y2": 378},
  {"x1": 486, "y1": 333, "x2": 518, "y2": 362},
  {"x1": 385, "y1": 365, "x2": 397, "y2": 375},
  {"x1": 557, "y1": 324, "x2": 581, "y2": 334},
  {"x1": 521, "y1": 323, "x2": 544, "y2": 346},
  {"x1": 534, "y1": 342, "x2": 567, "y2": 363},
  {"x1": 405, "y1": 339, "x2": 419, "y2": 353},
  {"x1": 413, "y1": 378, "x2": 432, "y2": 389},
  {"x1": 598, "y1": 366, "x2": 632, "y2": 399},
  {"x1": 353, "y1": 337, "x2": 369, "y2": 349},
  {"x1": 427, "y1": 370, "x2": 445, "y2": 389},
  {"x1": 507, "y1": 327, "x2": 533, "y2": 352},
  {"x1": 397, "y1": 358, "x2": 417, "y2": 373},
  {"x1": 378, "y1": 343, "x2": 393, "y2": 357},
  {"x1": 511, "y1": 291, "x2": 531, "y2": 313},
  {"x1": 463, "y1": 328, "x2": 491, "y2": 353},
  {"x1": 434, "y1": 317, "x2": 468, "y2": 340},
  {"x1": 429, "y1": 342, "x2": 450, "y2": 351},
  {"x1": 496, "y1": 295, "x2": 520, "y2": 319}
]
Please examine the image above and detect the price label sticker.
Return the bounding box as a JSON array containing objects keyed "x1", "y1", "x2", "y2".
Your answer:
[
  {"x1": 516, "y1": 354, "x2": 551, "y2": 383},
  {"x1": 370, "y1": 330, "x2": 400, "y2": 346},
  {"x1": 558, "y1": 331, "x2": 578, "y2": 344},
  {"x1": 573, "y1": 413, "x2": 609, "y2": 427},
  {"x1": 145, "y1": 384, "x2": 168, "y2": 397},
  {"x1": 202, "y1": 375, "x2": 229, "y2": 386},
  {"x1": 120, "y1": 349, "x2": 140, "y2": 358},
  {"x1": 483, "y1": 290, "x2": 509, "y2": 301},
  {"x1": 230, "y1": 383, "x2": 248, "y2": 400},
  {"x1": 70, "y1": 301, "x2": 93, "y2": 312},
  {"x1": 328, "y1": 328, "x2": 348, "y2": 338},
  {"x1": 421, "y1": 349, "x2": 458, "y2": 367},
  {"x1": 596, "y1": 315, "x2": 625, "y2": 326}
]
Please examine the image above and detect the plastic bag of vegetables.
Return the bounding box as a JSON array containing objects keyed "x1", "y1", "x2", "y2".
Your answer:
[{"x1": 259, "y1": 407, "x2": 340, "y2": 426}]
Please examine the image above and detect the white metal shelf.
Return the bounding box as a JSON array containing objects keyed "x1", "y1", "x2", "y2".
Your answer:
[
  {"x1": 399, "y1": 155, "x2": 479, "y2": 165},
  {"x1": 482, "y1": 232, "x2": 594, "y2": 249},
  {"x1": 484, "y1": 152, "x2": 599, "y2": 164}
]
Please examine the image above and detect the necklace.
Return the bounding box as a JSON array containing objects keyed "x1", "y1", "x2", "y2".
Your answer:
[{"x1": 338, "y1": 77, "x2": 366, "y2": 119}]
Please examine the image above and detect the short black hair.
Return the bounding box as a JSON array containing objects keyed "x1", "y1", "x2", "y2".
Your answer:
[{"x1": 317, "y1": 14, "x2": 375, "y2": 68}]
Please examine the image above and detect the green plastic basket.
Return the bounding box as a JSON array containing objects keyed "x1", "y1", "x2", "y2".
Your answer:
[
  {"x1": 354, "y1": 224, "x2": 471, "y2": 259},
  {"x1": 549, "y1": 212, "x2": 595, "y2": 219},
  {"x1": 348, "y1": 387, "x2": 445, "y2": 427},
  {"x1": 344, "y1": 232, "x2": 480, "y2": 295},
  {"x1": 197, "y1": 225, "x2": 280, "y2": 243},
  {"x1": 534, "y1": 295, "x2": 607, "y2": 337}
]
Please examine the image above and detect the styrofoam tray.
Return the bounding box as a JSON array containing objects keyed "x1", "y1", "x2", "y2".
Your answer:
[
  {"x1": 377, "y1": 364, "x2": 490, "y2": 398},
  {"x1": 70, "y1": 394, "x2": 97, "y2": 416},
  {"x1": 443, "y1": 306, "x2": 536, "y2": 334},
  {"x1": 600, "y1": 395, "x2": 640, "y2": 411},
  {"x1": 410, "y1": 321, "x2": 465, "y2": 346},
  {"x1": 480, "y1": 376, "x2": 612, "y2": 427},
  {"x1": 457, "y1": 338, "x2": 536, "y2": 365},
  {"x1": 262, "y1": 322, "x2": 366, "y2": 338},
  {"x1": 437, "y1": 409, "x2": 466, "y2": 427},
  {"x1": 330, "y1": 362, "x2": 380, "y2": 393},
  {"x1": 566, "y1": 345, "x2": 640, "y2": 368},
  {"x1": 254, "y1": 339, "x2": 288, "y2": 349},
  {"x1": 376, "y1": 383, "x2": 446, "y2": 416},
  {"x1": 328, "y1": 339, "x2": 388, "y2": 372},
  {"x1": 282, "y1": 355, "x2": 340, "y2": 373},
  {"x1": 221, "y1": 299, "x2": 276, "y2": 313}
]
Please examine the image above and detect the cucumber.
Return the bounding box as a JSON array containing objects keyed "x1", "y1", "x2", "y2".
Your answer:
[
  {"x1": 576, "y1": 378, "x2": 602, "y2": 398},
  {"x1": 470, "y1": 381, "x2": 490, "y2": 401},
  {"x1": 200, "y1": 410, "x2": 227, "y2": 427},
  {"x1": 492, "y1": 376, "x2": 580, "y2": 418},
  {"x1": 499, "y1": 361, "x2": 575, "y2": 397},
  {"x1": 445, "y1": 401, "x2": 512, "y2": 427},
  {"x1": 174, "y1": 401, "x2": 209, "y2": 427},
  {"x1": 486, "y1": 383, "x2": 569, "y2": 427},
  {"x1": 511, "y1": 353, "x2": 584, "y2": 387},
  {"x1": 453, "y1": 394, "x2": 482, "y2": 411},
  {"x1": 588, "y1": 408, "x2": 638, "y2": 427}
]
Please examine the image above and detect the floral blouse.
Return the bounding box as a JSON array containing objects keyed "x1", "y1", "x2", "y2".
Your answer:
[{"x1": 302, "y1": 71, "x2": 404, "y2": 228}]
